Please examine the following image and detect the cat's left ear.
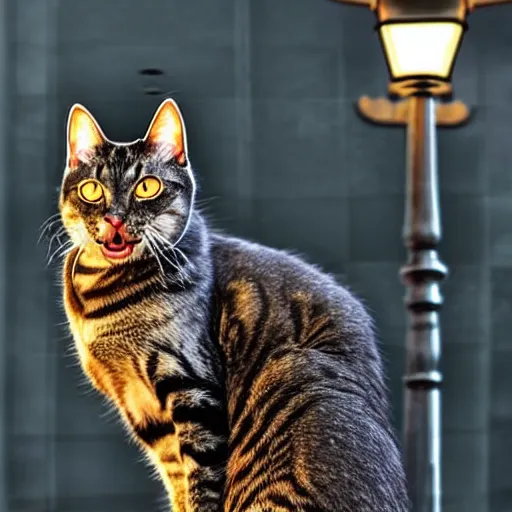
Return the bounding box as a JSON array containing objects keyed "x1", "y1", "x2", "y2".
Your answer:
[
  {"x1": 66, "y1": 104, "x2": 107, "y2": 169},
  {"x1": 143, "y1": 99, "x2": 188, "y2": 166}
]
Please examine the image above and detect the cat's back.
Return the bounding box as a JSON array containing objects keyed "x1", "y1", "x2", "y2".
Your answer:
[
  {"x1": 209, "y1": 234, "x2": 409, "y2": 511},
  {"x1": 211, "y1": 233, "x2": 346, "y2": 299}
]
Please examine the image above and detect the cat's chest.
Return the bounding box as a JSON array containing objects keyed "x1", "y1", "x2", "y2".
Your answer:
[
  {"x1": 68, "y1": 313, "x2": 143, "y2": 370},
  {"x1": 74, "y1": 319, "x2": 168, "y2": 424}
]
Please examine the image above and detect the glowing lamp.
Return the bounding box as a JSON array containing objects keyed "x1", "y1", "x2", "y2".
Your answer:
[
  {"x1": 332, "y1": 0, "x2": 512, "y2": 97},
  {"x1": 379, "y1": 20, "x2": 464, "y2": 92}
]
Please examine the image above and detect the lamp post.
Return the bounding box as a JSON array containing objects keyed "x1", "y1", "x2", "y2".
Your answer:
[{"x1": 329, "y1": 1, "x2": 512, "y2": 511}]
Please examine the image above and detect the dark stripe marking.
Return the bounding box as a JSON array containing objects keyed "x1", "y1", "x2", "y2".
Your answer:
[
  {"x1": 74, "y1": 263, "x2": 104, "y2": 275},
  {"x1": 94, "y1": 163, "x2": 103, "y2": 180},
  {"x1": 167, "y1": 471, "x2": 185, "y2": 479},
  {"x1": 289, "y1": 298, "x2": 304, "y2": 344},
  {"x1": 81, "y1": 267, "x2": 157, "y2": 301},
  {"x1": 134, "y1": 419, "x2": 175, "y2": 445},
  {"x1": 134, "y1": 162, "x2": 143, "y2": 180},
  {"x1": 154, "y1": 375, "x2": 205, "y2": 410},
  {"x1": 82, "y1": 267, "x2": 156, "y2": 300},
  {"x1": 234, "y1": 474, "x2": 304, "y2": 512},
  {"x1": 304, "y1": 320, "x2": 335, "y2": 348},
  {"x1": 146, "y1": 351, "x2": 159, "y2": 383},
  {"x1": 161, "y1": 453, "x2": 179, "y2": 464},
  {"x1": 229, "y1": 285, "x2": 271, "y2": 423},
  {"x1": 180, "y1": 442, "x2": 228, "y2": 468},
  {"x1": 173, "y1": 402, "x2": 228, "y2": 439},
  {"x1": 229, "y1": 346, "x2": 297, "y2": 453},
  {"x1": 189, "y1": 472, "x2": 225, "y2": 495},
  {"x1": 231, "y1": 397, "x2": 318, "y2": 491},
  {"x1": 152, "y1": 344, "x2": 224, "y2": 405},
  {"x1": 264, "y1": 492, "x2": 296, "y2": 509},
  {"x1": 84, "y1": 284, "x2": 156, "y2": 319}
]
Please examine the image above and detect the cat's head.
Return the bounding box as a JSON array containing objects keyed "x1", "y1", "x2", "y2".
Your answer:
[{"x1": 59, "y1": 99, "x2": 195, "y2": 265}]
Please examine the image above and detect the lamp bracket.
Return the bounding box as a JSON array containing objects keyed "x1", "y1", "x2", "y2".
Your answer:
[
  {"x1": 469, "y1": 0, "x2": 512, "y2": 9},
  {"x1": 356, "y1": 95, "x2": 472, "y2": 127},
  {"x1": 330, "y1": 0, "x2": 375, "y2": 6}
]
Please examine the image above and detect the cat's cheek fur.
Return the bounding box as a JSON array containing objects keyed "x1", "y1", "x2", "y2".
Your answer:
[
  {"x1": 59, "y1": 204, "x2": 86, "y2": 246},
  {"x1": 152, "y1": 197, "x2": 191, "y2": 244}
]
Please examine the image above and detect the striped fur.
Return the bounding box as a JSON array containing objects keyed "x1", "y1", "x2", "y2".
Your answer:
[{"x1": 58, "y1": 100, "x2": 409, "y2": 511}]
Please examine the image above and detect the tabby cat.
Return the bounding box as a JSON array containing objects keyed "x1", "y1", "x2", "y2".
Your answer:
[{"x1": 58, "y1": 99, "x2": 409, "y2": 511}]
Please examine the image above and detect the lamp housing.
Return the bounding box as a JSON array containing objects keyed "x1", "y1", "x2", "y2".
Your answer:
[
  {"x1": 377, "y1": 17, "x2": 466, "y2": 97},
  {"x1": 332, "y1": 0, "x2": 472, "y2": 97}
]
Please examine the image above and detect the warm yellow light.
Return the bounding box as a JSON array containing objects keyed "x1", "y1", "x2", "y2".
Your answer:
[{"x1": 379, "y1": 22, "x2": 464, "y2": 80}]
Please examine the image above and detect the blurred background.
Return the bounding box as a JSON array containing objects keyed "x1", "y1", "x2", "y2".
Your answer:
[{"x1": 1, "y1": 0, "x2": 512, "y2": 511}]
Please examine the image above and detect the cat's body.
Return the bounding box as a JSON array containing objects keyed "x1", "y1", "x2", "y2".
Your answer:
[{"x1": 59, "y1": 100, "x2": 409, "y2": 511}]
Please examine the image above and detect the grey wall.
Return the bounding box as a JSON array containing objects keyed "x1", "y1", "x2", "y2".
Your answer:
[
  {"x1": 4, "y1": 0, "x2": 512, "y2": 511},
  {"x1": 0, "y1": 0, "x2": 9, "y2": 509}
]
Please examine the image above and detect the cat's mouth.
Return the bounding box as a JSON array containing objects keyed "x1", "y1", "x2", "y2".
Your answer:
[{"x1": 99, "y1": 231, "x2": 141, "y2": 260}]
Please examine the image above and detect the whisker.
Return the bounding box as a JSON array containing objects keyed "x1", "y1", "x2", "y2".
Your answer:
[
  {"x1": 171, "y1": 246, "x2": 192, "y2": 268},
  {"x1": 146, "y1": 227, "x2": 193, "y2": 276},
  {"x1": 145, "y1": 232, "x2": 185, "y2": 288},
  {"x1": 146, "y1": 228, "x2": 176, "y2": 253},
  {"x1": 38, "y1": 221, "x2": 60, "y2": 242},
  {"x1": 152, "y1": 239, "x2": 183, "y2": 277},
  {"x1": 145, "y1": 233, "x2": 170, "y2": 269},
  {"x1": 144, "y1": 234, "x2": 182, "y2": 290},
  {"x1": 38, "y1": 213, "x2": 60, "y2": 233},
  {"x1": 47, "y1": 240, "x2": 75, "y2": 266},
  {"x1": 146, "y1": 226, "x2": 192, "y2": 265},
  {"x1": 146, "y1": 227, "x2": 172, "y2": 248},
  {"x1": 39, "y1": 219, "x2": 64, "y2": 245},
  {"x1": 45, "y1": 230, "x2": 66, "y2": 260},
  {"x1": 143, "y1": 234, "x2": 166, "y2": 278},
  {"x1": 195, "y1": 196, "x2": 219, "y2": 207},
  {"x1": 45, "y1": 226, "x2": 66, "y2": 245},
  {"x1": 42, "y1": 224, "x2": 82, "y2": 262}
]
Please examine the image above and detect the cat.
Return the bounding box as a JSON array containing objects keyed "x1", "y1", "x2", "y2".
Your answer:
[{"x1": 57, "y1": 98, "x2": 410, "y2": 512}]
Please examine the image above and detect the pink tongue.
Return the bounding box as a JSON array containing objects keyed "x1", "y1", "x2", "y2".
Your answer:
[{"x1": 106, "y1": 241, "x2": 126, "y2": 251}]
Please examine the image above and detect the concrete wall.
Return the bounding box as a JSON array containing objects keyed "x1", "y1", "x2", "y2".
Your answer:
[{"x1": 4, "y1": 0, "x2": 512, "y2": 510}]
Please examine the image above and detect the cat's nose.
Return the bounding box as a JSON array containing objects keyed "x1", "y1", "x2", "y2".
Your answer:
[{"x1": 104, "y1": 214, "x2": 124, "y2": 229}]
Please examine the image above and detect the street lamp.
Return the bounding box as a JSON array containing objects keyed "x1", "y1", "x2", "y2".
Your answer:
[{"x1": 330, "y1": 1, "x2": 512, "y2": 511}]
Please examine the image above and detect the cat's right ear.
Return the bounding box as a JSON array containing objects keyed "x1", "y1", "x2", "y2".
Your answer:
[
  {"x1": 66, "y1": 104, "x2": 106, "y2": 169},
  {"x1": 143, "y1": 99, "x2": 188, "y2": 166}
]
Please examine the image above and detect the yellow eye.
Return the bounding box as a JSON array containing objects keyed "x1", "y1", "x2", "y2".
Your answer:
[
  {"x1": 78, "y1": 179, "x2": 104, "y2": 203},
  {"x1": 134, "y1": 176, "x2": 163, "y2": 200}
]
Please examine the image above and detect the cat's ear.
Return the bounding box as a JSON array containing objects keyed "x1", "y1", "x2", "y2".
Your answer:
[
  {"x1": 143, "y1": 99, "x2": 188, "y2": 166},
  {"x1": 66, "y1": 104, "x2": 106, "y2": 169}
]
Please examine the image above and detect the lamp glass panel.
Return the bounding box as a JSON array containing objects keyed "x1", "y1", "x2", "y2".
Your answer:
[{"x1": 380, "y1": 22, "x2": 463, "y2": 79}]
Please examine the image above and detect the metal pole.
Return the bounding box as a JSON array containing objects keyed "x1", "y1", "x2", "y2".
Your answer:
[{"x1": 400, "y1": 95, "x2": 447, "y2": 512}]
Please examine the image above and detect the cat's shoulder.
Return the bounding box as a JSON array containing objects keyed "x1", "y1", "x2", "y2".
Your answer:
[{"x1": 209, "y1": 232, "x2": 321, "y2": 277}]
